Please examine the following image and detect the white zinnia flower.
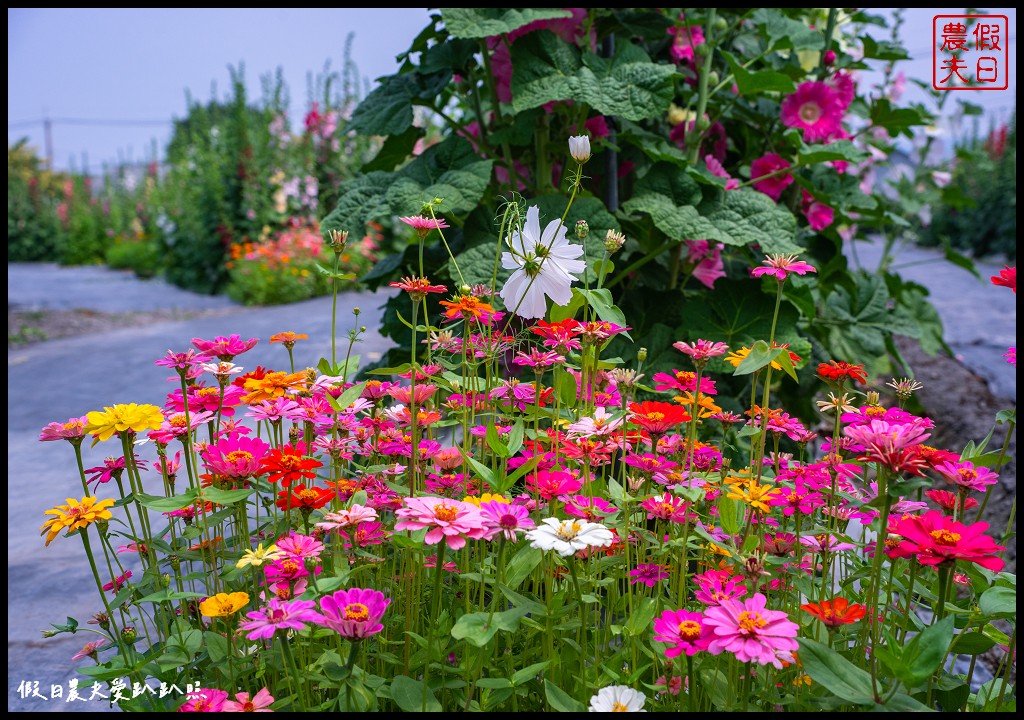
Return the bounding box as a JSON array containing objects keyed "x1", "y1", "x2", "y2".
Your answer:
[
  {"x1": 525, "y1": 517, "x2": 614, "y2": 556},
  {"x1": 499, "y1": 206, "x2": 586, "y2": 320},
  {"x1": 588, "y1": 685, "x2": 647, "y2": 712},
  {"x1": 568, "y1": 134, "x2": 591, "y2": 163}
]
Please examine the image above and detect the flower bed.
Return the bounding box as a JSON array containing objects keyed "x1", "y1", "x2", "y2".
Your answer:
[{"x1": 38, "y1": 138, "x2": 1017, "y2": 712}]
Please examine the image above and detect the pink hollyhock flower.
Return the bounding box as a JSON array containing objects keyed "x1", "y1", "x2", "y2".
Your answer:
[
  {"x1": 201, "y1": 435, "x2": 271, "y2": 478},
  {"x1": 888, "y1": 510, "x2": 1004, "y2": 571},
  {"x1": 39, "y1": 415, "x2": 88, "y2": 442},
  {"x1": 479, "y1": 499, "x2": 536, "y2": 541},
  {"x1": 667, "y1": 15, "x2": 705, "y2": 63},
  {"x1": 704, "y1": 593, "x2": 800, "y2": 667},
  {"x1": 684, "y1": 239, "x2": 726, "y2": 288},
  {"x1": 705, "y1": 155, "x2": 739, "y2": 190},
  {"x1": 318, "y1": 587, "x2": 390, "y2": 639},
  {"x1": 222, "y1": 688, "x2": 274, "y2": 712},
  {"x1": 750, "y1": 153, "x2": 794, "y2": 201},
  {"x1": 832, "y1": 70, "x2": 855, "y2": 109},
  {"x1": 936, "y1": 460, "x2": 999, "y2": 493},
  {"x1": 192, "y1": 335, "x2": 258, "y2": 361},
  {"x1": 527, "y1": 469, "x2": 582, "y2": 500},
  {"x1": 673, "y1": 339, "x2": 730, "y2": 361},
  {"x1": 178, "y1": 688, "x2": 229, "y2": 712},
  {"x1": 670, "y1": 119, "x2": 728, "y2": 163},
  {"x1": 239, "y1": 598, "x2": 325, "y2": 640},
  {"x1": 801, "y1": 190, "x2": 834, "y2": 231},
  {"x1": 585, "y1": 115, "x2": 609, "y2": 138},
  {"x1": 781, "y1": 81, "x2": 845, "y2": 142},
  {"x1": 653, "y1": 608, "x2": 712, "y2": 657},
  {"x1": 394, "y1": 496, "x2": 487, "y2": 550},
  {"x1": 750, "y1": 253, "x2": 817, "y2": 281},
  {"x1": 630, "y1": 563, "x2": 670, "y2": 587}
]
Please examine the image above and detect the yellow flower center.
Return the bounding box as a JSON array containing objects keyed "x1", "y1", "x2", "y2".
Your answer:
[
  {"x1": 63, "y1": 420, "x2": 83, "y2": 431},
  {"x1": 738, "y1": 610, "x2": 768, "y2": 633},
  {"x1": 343, "y1": 602, "x2": 370, "y2": 622},
  {"x1": 281, "y1": 560, "x2": 300, "y2": 575},
  {"x1": 298, "y1": 489, "x2": 319, "y2": 503},
  {"x1": 646, "y1": 412, "x2": 665, "y2": 422},
  {"x1": 170, "y1": 414, "x2": 189, "y2": 428},
  {"x1": 434, "y1": 504, "x2": 459, "y2": 522},
  {"x1": 196, "y1": 387, "x2": 220, "y2": 398},
  {"x1": 555, "y1": 521, "x2": 583, "y2": 540},
  {"x1": 226, "y1": 450, "x2": 253, "y2": 464},
  {"x1": 930, "y1": 529, "x2": 961, "y2": 546},
  {"x1": 242, "y1": 702, "x2": 255, "y2": 711},
  {"x1": 678, "y1": 620, "x2": 702, "y2": 641},
  {"x1": 865, "y1": 406, "x2": 886, "y2": 417},
  {"x1": 958, "y1": 469, "x2": 977, "y2": 481},
  {"x1": 214, "y1": 597, "x2": 236, "y2": 614},
  {"x1": 611, "y1": 702, "x2": 629, "y2": 712}
]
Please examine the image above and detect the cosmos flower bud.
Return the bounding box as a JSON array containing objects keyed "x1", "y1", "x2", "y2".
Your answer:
[{"x1": 568, "y1": 135, "x2": 591, "y2": 163}]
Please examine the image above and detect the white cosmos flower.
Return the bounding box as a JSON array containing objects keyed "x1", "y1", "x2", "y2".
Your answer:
[
  {"x1": 588, "y1": 685, "x2": 647, "y2": 712},
  {"x1": 525, "y1": 517, "x2": 614, "y2": 556},
  {"x1": 499, "y1": 205, "x2": 586, "y2": 320}
]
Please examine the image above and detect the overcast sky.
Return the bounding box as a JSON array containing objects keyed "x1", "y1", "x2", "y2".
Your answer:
[{"x1": 7, "y1": 8, "x2": 1015, "y2": 173}]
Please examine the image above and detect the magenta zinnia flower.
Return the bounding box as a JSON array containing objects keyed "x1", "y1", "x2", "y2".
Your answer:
[
  {"x1": 843, "y1": 417, "x2": 931, "y2": 475},
  {"x1": 630, "y1": 563, "x2": 670, "y2": 587},
  {"x1": 750, "y1": 153, "x2": 794, "y2": 201},
  {"x1": 239, "y1": 598, "x2": 325, "y2": 640},
  {"x1": 750, "y1": 253, "x2": 817, "y2": 281},
  {"x1": 672, "y1": 339, "x2": 730, "y2": 361},
  {"x1": 936, "y1": 460, "x2": 999, "y2": 493},
  {"x1": 887, "y1": 511, "x2": 1005, "y2": 571},
  {"x1": 564, "y1": 495, "x2": 618, "y2": 522},
  {"x1": 479, "y1": 499, "x2": 536, "y2": 541},
  {"x1": 641, "y1": 493, "x2": 694, "y2": 524},
  {"x1": 39, "y1": 415, "x2": 88, "y2": 442},
  {"x1": 781, "y1": 81, "x2": 845, "y2": 142},
  {"x1": 71, "y1": 638, "x2": 110, "y2": 661},
  {"x1": 704, "y1": 593, "x2": 800, "y2": 667},
  {"x1": 191, "y1": 334, "x2": 259, "y2": 361},
  {"x1": 201, "y1": 435, "x2": 271, "y2": 478},
  {"x1": 318, "y1": 587, "x2": 390, "y2": 639},
  {"x1": 526, "y1": 469, "x2": 582, "y2": 500},
  {"x1": 653, "y1": 609, "x2": 712, "y2": 657},
  {"x1": 178, "y1": 688, "x2": 229, "y2": 712},
  {"x1": 222, "y1": 688, "x2": 274, "y2": 712},
  {"x1": 394, "y1": 496, "x2": 487, "y2": 550}
]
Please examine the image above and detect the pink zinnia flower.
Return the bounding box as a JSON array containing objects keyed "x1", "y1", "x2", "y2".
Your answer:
[
  {"x1": 246, "y1": 397, "x2": 302, "y2": 424},
  {"x1": 148, "y1": 410, "x2": 214, "y2": 445},
  {"x1": 641, "y1": 493, "x2": 694, "y2": 524},
  {"x1": 751, "y1": 253, "x2": 817, "y2": 281},
  {"x1": 400, "y1": 215, "x2": 449, "y2": 238},
  {"x1": 843, "y1": 417, "x2": 931, "y2": 475},
  {"x1": 156, "y1": 348, "x2": 209, "y2": 372},
  {"x1": 192, "y1": 335, "x2": 258, "y2": 361},
  {"x1": 526, "y1": 470, "x2": 582, "y2": 500},
  {"x1": 673, "y1": 339, "x2": 730, "y2": 361},
  {"x1": 704, "y1": 593, "x2": 800, "y2": 667},
  {"x1": 239, "y1": 598, "x2": 325, "y2": 640},
  {"x1": 781, "y1": 81, "x2": 845, "y2": 142},
  {"x1": 479, "y1": 499, "x2": 535, "y2": 541},
  {"x1": 276, "y1": 532, "x2": 324, "y2": 560},
  {"x1": 565, "y1": 407, "x2": 623, "y2": 438},
  {"x1": 693, "y1": 570, "x2": 747, "y2": 606},
  {"x1": 85, "y1": 455, "x2": 144, "y2": 488},
  {"x1": 1004, "y1": 347, "x2": 1016, "y2": 366},
  {"x1": 317, "y1": 504, "x2": 379, "y2": 532},
  {"x1": 512, "y1": 349, "x2": 566, "y2": 368},
  {"x1": 887, "y1": 511, "x2": 1005, "y2": 571},
  {"x1": 222, "y1": 688, "x2": 274, "y2": 712},
  {"x1": 630, "y1": 563, "x2": 670, "y2": 587},
  {"x1": 201, "y1": 435, "x2": 271, "y2": 478},
  {"x1": 71, "y1": 638, "x2": 110, "y2": 661},
  {"x1": 318, "y1": 587, "x2": 390, "y2": 639},
  {"x1": 178, "y1": 688, "x2": 229, "y2": 712},
  {"x1": 801, "y1": 190, "x2": 834, "y2": 231},
  {"x1": 394, "y1": 496, "x2": 487, "y2": 550},
  {"x1": 389, "y1": 383, "x2": 438, "y2": 406},
  {"x1": 936, "y1": 460, "x2": 999, "y2": 493},
  {"x1": 750, "y1": 153, "x2": 793, "y2": 201},
  {"x1": 705, "y1": 155, "x2": 738, "y2": 190},
  {"x1": 564, "y1": 495, "x2": 618, "y2": 522},
  {"x1": 39, "y1": 415, "x2": 88, "y2": 442},
  {"x1": 799, "y1": 533, "x2": 855, "y2": 555},
  {"x1": 653, "y1": 608, "x2": 712, "y2": 657}
]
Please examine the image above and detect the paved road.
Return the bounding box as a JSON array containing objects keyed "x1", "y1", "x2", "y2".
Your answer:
[{"x1": 5, "y1": 246, "x2": 1016, "y2": 710}]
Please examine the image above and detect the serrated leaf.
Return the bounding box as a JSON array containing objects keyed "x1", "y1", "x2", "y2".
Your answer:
[
  {"x1": 441, "y1": 8, "x2": 572, "y2": 39},
  {"x1": 702, "y1": 189, "x2": 801, "y2": 254},
  {"x1": 722, "y1": 51, "x2": 796, "y2": 95},
  {"x1": 751, "y1": 8, "x2": 824, "y2": 51},
  {"x1": 798, "y1": 140, "x2": 869, "y2": 165},
  {"x1": 362, "y1": 126, "x2": 424, "y2": 173}
]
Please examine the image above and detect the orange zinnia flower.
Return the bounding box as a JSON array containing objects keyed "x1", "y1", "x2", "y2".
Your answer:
[
  {"x1": 242, "y1": 370, "x2": 307, "y2": 403},
  {"x1": 269, "y1": 331, "x2": 309, "y2": 349},
  {"x1": 277, "y1": 483, "x2": 335, "y2": 511},
  {"x1": 800, "y1": 597, "x2": 866, "y2": 627},
  {"x1": 628, "y1": 401, "x2": 690, "y2": 435},
  {"x1": 260, "y1": 442, "x2": 323, "y2": 487},
  {"x1": 439, "y1": 295, "x2": 496, "y2": 321}
]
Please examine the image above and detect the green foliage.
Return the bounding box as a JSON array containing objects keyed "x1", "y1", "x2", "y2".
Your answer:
[{"x1": 7, "y1": 140, "x2": 65, "y2": 261}]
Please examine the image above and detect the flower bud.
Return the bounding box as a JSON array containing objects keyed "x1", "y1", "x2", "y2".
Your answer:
[
  {"x1": 866, "y1": 391, "x2": 881, "y2": 407},
  {"x1": 604, "y1": 229, "x2": 626, "y2": 253},
  {"x1": 707, "y1": 71, "x2": 720, "y2": 86},
  {"x1": 327, "y1": 228, "x2": 349, "y2": 253},
  {"x1": 575, "y1": 219, "x2": 589, "y2": 240},
  {"x1": 121, "y1": 626, "x2": 138, "y2": 644},
  {"x1": 637, "y1": 347, "x2": 648, "y2": 363},
  {"x1": 713, "y1": 17, "x2": 729, "y2": 33},
  {"x1": 568, "y1": 135, "x2": 591, "y2": 163},
  {"x1": 823, "y1": 49, "x2": 837, "y2": 66},
  {"x1": 160, "y1": 573, "x2": 171, "y2": 588}
]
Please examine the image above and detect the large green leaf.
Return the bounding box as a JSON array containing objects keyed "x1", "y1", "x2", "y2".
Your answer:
[
  {"x1": 441, "y1": 8, "x2": 572, "y2": 39},
  {"x1": 701, "y1": 189, "x2": 801, "y2": 254},
  {"x1": 797, "y1": 637, "x2": 876, "y2": 705},
  {"x1": 895, "y1": 616, "x2": 954, "y2": 688},
  {"x1": 389, "y1": 675, "x2": 442, "y2": 712},
  {"x1": 511, "y1": 32, "x2": 674, "y2": 121},
  {"x1": 823, "y1": 274, "x2": 892, "y2": 358},
  {"x1": 350, "y1": 71, "x2": 451, "y2": 136},
  {"x1": 450, "y1": 606, "x2": 529, "y2": 647},
  {"x1": 388, "y1": 136, "x2": 494, "y2": 216},
  {"x1": 722, "y1": 51, "x2": 796, "y2": 96},
  {"x1": 321, "y1": 173, "x2": 395, "y2": 240},
  {"x1": 798, "y1": 140, "x2": 869, "y2": 165},
  {"x1": 751, "y1": 8, "x2": 823, "y2": 51}
]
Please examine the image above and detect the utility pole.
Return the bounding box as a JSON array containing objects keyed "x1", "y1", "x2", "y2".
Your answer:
[{"x1": 43, "y1": 116, "x2": 54, "y2": 167}]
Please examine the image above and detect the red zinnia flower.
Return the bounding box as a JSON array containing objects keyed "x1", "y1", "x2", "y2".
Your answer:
[
  {"x1": 990, "y1": 266, "x2": 1015, "y2": 293},
  {"x1": 277, "y1": 483, "x2": 335, "y2": 511},
  {"x1": 800, "y1": 597, "x2": 866, "y2": 627},
  {"x1": 818, "y1": 360, "x2": 868, "y2": 385},
  {"x1": 389, "y1": 276, "x2": 447, "y2": 302},
  {"x1": 887, "y1": 510, "x2": 1004, "y2": 571},
  {"x1": 261, "y1": 442, "x2": 323, "y2": 487},
  {"x1": 628, "y1": 401, "x2": 690, "y2": 436}
]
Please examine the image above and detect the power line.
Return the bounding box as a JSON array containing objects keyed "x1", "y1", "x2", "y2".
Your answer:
[{"x1": 7, "y1": 117, "x2": 172, "y2": 129}]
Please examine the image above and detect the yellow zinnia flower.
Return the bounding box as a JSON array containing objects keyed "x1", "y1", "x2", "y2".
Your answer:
[
  {"x1": 199, "y1": 591, "x2": 250, "y2": 618},
  {"x1": 726, "y1": 480, "x2": 780, "y2": 514},
  {"x1": 85, "y1": 403, "x2": 164, "y2": 442},
  {"x1": 236, "y1": 543, "x2": 283, "y2": 569},
  {"x1": 461, "y1": 493, "x2": 509, "y2": 507},
  {"x1": 673, "y1": 391, "x2": 723, "y2": 419},
  {"x1": 40, "y1": 496, "x2": 115, "y2": 546}
]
